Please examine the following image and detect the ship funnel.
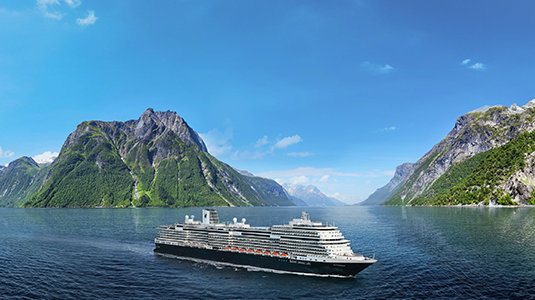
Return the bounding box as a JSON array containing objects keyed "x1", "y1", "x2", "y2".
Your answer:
[
  {"x1": 202, "y1": 209, "x2": 219, "y2": 225},
  {"x1": 233, "y1": 217, "x2": 237, "y2": 224},
  {"x1": 242, "y1": 218, "x2": 246, "y2": 224}
]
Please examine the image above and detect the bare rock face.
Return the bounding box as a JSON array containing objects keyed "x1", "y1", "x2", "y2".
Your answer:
[
  {"x1": 360, "y1": 162, "x2": 415, "y2": 205},
  {"x1": 61, "y1": 108, "x2": 208, "y2": 166},
  {"x1": 500, "y1": 152, "x2": 535, "y2": 204},
  {"x1": 373, "y1": 99, "x2": 535, "y2": 205},
  {"x1": 130, "y1": 109, "x2": 207, "y2": 152}
]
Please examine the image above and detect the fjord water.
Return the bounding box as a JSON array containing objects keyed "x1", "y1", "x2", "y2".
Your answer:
[{"x1": 1, "y1": 207, "x2": 534, "y2": 299}]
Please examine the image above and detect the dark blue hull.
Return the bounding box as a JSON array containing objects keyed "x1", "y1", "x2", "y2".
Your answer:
[{"x1": 154, "y1": 243, "x2": 374, "y2": 277}]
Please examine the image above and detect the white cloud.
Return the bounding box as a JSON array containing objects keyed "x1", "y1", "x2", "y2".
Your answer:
[
  {"x1": 274, "y1": 135, "x2": 302, "y2": 149},
  {"x1": 33, "y1": 151, "x2": 59, "y2": 164},
  {"x1": 63, "y1": 0, "x2": 81, "y2": 8},
  {"x1": 381, "y1": 64, "x2": 394, "y2": 72},
  {"x1": 462, "y1": 59, "x2": 487, "y2": 70},
  {"x1": 76, "y1": 10, "x2": 97, "y2": 26},
  {"x1": 319, "y1": 175, "x2": 329, "y2": 182},
  {"x1": 331, "y1": 192, "x2": 340, "y2": 198},
  {"x1": 200, "y1": 127, "x2": 233, "y2": 157},
  {"x1": 287, "y1": 151, "x2": 314, "y2": 157},
  {"x1": 254, "y1": 136, "x2": 269, "y2": 148},
  {"x1": 231, "y1": 149, "x2": 270, "y2": 160},
  {"x1": 0, "y1": 146, "x2": 15, "y2": 158},
  {"x1": 258, "y1": 167, "x2": 376, "y2": 178},
  {"x1": 291, "y1": 175, "x2": 310, "y2": 184},
  {"x1": 362, "y1": 61, "x2": 394, "y2": 74},
  {"x1": 365, "y1": 180, "x2": 371, "y2": 185},
  {"x1": 225, "y1": 133, "x2": 311, "y2": 160},
  {"x1": 382, "y1": 126, "x2": 396, "y2": 131},
  {"x1": 36, "y1": 0, "x2": 87, "y2": 21},
  {"x1": 37, "y1": 0, "x2": 63, "y2": 20},
  {"x1": 469, "y1": 62, "x2": 486, "y2": 70}
]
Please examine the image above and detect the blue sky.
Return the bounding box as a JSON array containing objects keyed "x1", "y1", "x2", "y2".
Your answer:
[{"x1": 1, "y1": 1, "x2": 535, "y2": 203}]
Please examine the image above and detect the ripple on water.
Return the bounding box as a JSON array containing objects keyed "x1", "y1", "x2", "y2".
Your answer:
[{"x1": 1, "y1": 207, "x2": 535, "y2": 299}]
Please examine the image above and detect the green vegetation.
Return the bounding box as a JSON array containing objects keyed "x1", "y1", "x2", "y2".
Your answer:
[
  {"x1": 25, "y1": 133, "x2": 135, "y2": 207},
  {"x1": 383, "y1": 106, "x2": 535, "y2": 206},
  {"x1": 0, "y1": 157, "x2": 50, "y2": 207},
  {"x1": 410, "y1": 151, "x2": 490, "y2": 205},
  {"x1": 22, "y1": 116, "x2": 294, "y2": 208},
  {"x1": 402, "y1": 130, "x2": 535, "y2": 206},
  {"x1": 430, "y1": 130, "x2": 535, "y2": 205}
]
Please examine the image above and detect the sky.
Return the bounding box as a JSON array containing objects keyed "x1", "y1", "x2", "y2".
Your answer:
[{"x1": 1, "y1": 1, "x2": 535, "y2": 204}]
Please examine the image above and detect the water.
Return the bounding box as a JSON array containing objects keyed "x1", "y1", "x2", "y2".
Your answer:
[{"x1": 1, "y1": 206, "x2": 534, "y2": 299}]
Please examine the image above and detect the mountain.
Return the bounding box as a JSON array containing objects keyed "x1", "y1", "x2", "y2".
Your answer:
[
  {"x1": 282, "y1": 183, "x2": 346, "y2": 206},
  {"x1": 359, "y1": 163, "x2": 415, "y2": 205},
  {"x1": 23, "y1": 109, "x2": 293, "y2": 208},
  {"x1": 412, "y1": 130, "x2": 535, "y2": 205},
  {"x1": 283, "y1": 191, "x2": 308, "y2": 206},
  {"x1": 0, "y1": 157, "x2": 50, "y2": 207},
  {"x1": 369, "y1": 99, "x2": 535, "y2": 206}
]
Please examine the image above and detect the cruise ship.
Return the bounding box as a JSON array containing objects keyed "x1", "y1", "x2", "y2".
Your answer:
[{"x1": 154, "y1": 209, "x2": 376, "y2": 277}]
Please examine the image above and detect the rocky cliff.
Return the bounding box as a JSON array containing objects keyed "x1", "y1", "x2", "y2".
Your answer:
[
  {"x1": 359, "y1": 163, "x2": 415, "y2": 205},
  {"x1": 23, "y1": 109, "x2": 293, "y2": 208},
  {"x1": 370, "y1": 99, "x2": 535, "y2": 206}
]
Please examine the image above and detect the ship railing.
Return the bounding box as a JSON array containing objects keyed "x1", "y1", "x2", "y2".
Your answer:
[{"x1": 332, "y1": 253, "x2": 368, "y2": 261}]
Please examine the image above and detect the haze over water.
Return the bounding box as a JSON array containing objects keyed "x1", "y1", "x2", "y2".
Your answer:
[{"x1": 1, "y1": 206, "x2": 534, "y2": 299}]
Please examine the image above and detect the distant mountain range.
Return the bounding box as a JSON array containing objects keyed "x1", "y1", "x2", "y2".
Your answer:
[
  {"x1": 362, "y1": 100, "x2": 535, "y2": 206},
  {"x1": 1, "y1": 109, "x2": 294, "y2": 208},
  {"x1": 282, "y1": 183, "x2": 346, "y2": 206}
]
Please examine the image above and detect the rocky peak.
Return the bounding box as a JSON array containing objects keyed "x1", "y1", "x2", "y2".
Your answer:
[
  {"x1": 134, "y1": 108, "x2": 207, "y2": 152},
  {"x1": 62, "y1": 109, "x2": 208, "y2": 155},
  {"x1": 523, "y1": 99, "x2": 535, "y2": 109},
  {"x1": 282, "y1": 183, "x2": 344, "y2": 206}
]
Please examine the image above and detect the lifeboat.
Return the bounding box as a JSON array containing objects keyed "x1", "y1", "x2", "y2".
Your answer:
[
  {"x1": 281, "y1": 253, "x2": 288, "y2": 257},
  {"x1": 225, "y1": 247, "x2": 231, "y2": 250},
  {"x1": 247, "y1": 249, "x2": 254, "y2": 253},
  {"x1": 263, "y1": 251, "x2": 271, "y2": 255},
  {"x1": 239, "y1": 248, "x2": 246, "y2": 252},
  {"x1": 255, "y1": 250, "x2": 262, "y2": 253},
  {"x1": 272, "y1": 252, "x2": 279, "y2": 256},
  {"x1": 232, "y1": 247, "x2": 238, "y2": 251}
]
